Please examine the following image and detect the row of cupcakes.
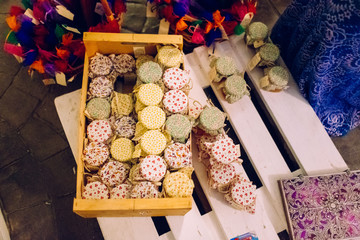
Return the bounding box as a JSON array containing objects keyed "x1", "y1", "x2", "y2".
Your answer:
[{"x1": 245, "y1": 21, "x2": 289, "y2": 92}]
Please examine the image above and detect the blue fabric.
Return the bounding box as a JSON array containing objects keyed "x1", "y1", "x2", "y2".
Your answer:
[{"x1": 270, "y1": 0, "x2": 360, "y2": 136}]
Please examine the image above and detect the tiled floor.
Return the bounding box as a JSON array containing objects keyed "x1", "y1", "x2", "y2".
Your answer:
[{"x1": 0, "y1": 0, "x2": 358, "y2": 239}]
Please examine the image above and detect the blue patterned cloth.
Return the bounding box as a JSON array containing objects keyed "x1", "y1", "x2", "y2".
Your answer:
[{"x1": 270, "y1": 0, "x2": 360, "y2": 136}]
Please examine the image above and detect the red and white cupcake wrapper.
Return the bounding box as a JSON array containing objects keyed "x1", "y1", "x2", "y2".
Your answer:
[
  {"x1": 210, "y1": 137, "x2": 241, "y2": 164},
  {"x1": 110, "y1": 184, "x2": 132, "y2": 199},
  {"x1": 87, "y1": 120, "x2": 112, "y2": 143},
  {"x1": 209, "y1": 162, "x2": 236, "y2": 191},
  {"x1": 99, "y1": 161, "x2": 129, "y2": 187},
  {"x1": 164, "y1": 143, "x2": 192, "y2": 169},
  {"x1": 130, "y1": 181, "x2": 160, "y2": 199},
  {"x1": 139, "y1": 155, "x2": 167, "y2": 182},
  {"x1": 83, "y1": 142, "x2": 109, "y2": 167},
  {"x1": 163, "y1": 89, "x2": 188, "y2": 114},
  {"x1": 82, "y1": 181, "x2": 109, "y2": 199},
  {"x1": 225, "y1": 176, "x2": 256, "y2": 214},
  {"x1": 163, "y1": 67, "x2": 188, "y2": 90}
]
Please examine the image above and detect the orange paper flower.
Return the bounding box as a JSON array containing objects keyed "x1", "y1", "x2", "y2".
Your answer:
[{"x1": 6, "y1": 15, "x2": 21, "y2": 32}]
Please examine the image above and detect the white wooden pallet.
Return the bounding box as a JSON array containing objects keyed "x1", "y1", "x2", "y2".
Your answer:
[{"x1": 54, "y1": 43, "x2": 348, "y2": 239}]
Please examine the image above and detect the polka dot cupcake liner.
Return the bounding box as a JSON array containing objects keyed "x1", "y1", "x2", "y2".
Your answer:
[
  {"x1": 82, "y1": 181, "x2": 109, "y2": 199},
  {"x1": 198, "y1": 106, "x2": 226, "y2": 135},
  {"x1": 163, "y1": 90, "x2": 188, "y2": 114},
  {"x1": 110, "y1": 184, "x2": 132, "y2": 199},
  {"x1": 140, "y1": 130, "x2": 167, "y2": 155},
  {"x1": 85, "y1": 98, "x2": 111, "y2": 120},
  {"x1": 139, "y1": 155, "x2": 167, "y2": 182},
  {"x1": 163, "y1": 67, "x2": 189, "y2": 90},
  {"x1": 98, "y1": 160, "x2": 130, "y2": 187},
  {"x1": 83, "y1": 142, "x2": 109, "y2": 169},
  {"x1": 163, "y1": 171, "x2": 194, "y2": 198},
  {"x1": 164, "y1": 143, "x2": 192, "y2": 169},
  {"x1": 130, "y1": 181, "x2": 160, "y2": 199},
  {"x1": 136, "y1": 83, "x2": 164, "y2": 106},
  {"x1": 224, "y1": 176, "x2": 256, "y2": 214},
  {"x1": 222, "y1": 75, "x2": 250, "y2": 104},
  {"x1": 88, "y1": 76, "x2": 113, "y2": 99},
  {"x1": 113, "y1": 116, "x2": 136, "y2": 139},
  {"x1": 89, "y1": 53, "x2": 113, "y2": 77},
  {"x1": 87, "y1": 120, "x2": 112, "y2": 143},
  {"x1": 110, "y1": 138, "x2": 134, "y2": 162}
]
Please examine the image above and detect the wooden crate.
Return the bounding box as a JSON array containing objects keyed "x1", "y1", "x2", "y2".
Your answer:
[{"x1": 73, "y1": 32, "x2": 192, "y2": 218}]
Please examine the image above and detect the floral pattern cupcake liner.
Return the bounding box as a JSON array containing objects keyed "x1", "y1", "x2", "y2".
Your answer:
[
  {"x1": 130, "y1": 181, "x2": 160, "y2": 199},
  {"x1": 110, "y1": 184, "x2": 132, "y2": 199},
  {"x1": 87, "y1": 120, "x2": 112, "y2": 143},
  {"x1": 89, "y1": 53, "x2": 113, "y2": 76},
  {"x1": 164, "y1": 143, "x2": 192, "y2": 169},
  {"x1": 163, "y1": 67, "x2": 189, "y2": 90},
  {"x1": 82, "y1": 181, "x2": 109, "y2": 199},
  {"x1": 99, "y1": 160, "x2": 130, "y2": 187},
  {"x1": 163, "y1": 90, "x2": 188, "y2": 114},
  {"x1": 85, "y1": 98, "x2": 111, "y2": 120},
  {"x1": 83, "y1": 142, "x2": 109, "y2": 168},
  {"x1": 88, "y1": 76, "x2": 113, "y2": 99},
  {"x1": 139, "y1": 155, "x2": 167, "y2": 182}
]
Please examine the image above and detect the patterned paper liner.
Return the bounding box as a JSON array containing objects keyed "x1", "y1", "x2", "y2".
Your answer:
[
  {"x1": 164, "y1": 143, "x2": 192, "y2": 169},
  {"x1": 139, "y1": 155, "x2": 167, "y2": 182},
  {"x1": 110, "y1": 138, "x2": 134, "y2": 162},
  {"x1": 87, "y1": 120, "x2": 112, "y2": 143},
  {"x1": 138, "y1": 106, "x2": 166, "y2": 130},
  {"x1": 165, "y1": 114, "x2": 192, "y2": 143},
  {"x1": 99, "y1": 160, "x2": 130, "y2": 187},
  {"x1": 89, "y1": 53, "x2": 113, "y2": 76},
  {"x1": 85, "y1": 98, "x2": 111, "y2": 120},
  {"x1": 111, "y1": 54, "x2": 135, "y2": 75},
  {"x1": 137, "y1": 83, "x2": 164, "y2": 106},
  {"x1": 163, "y1": 67, "x2": 188, "y2": 90},
  {"x1": 83, "y1": 142, "x2": 109, "y2": 168},
  {"x1": 88, "y1": 76, "x2": 113, "y2": 99},
  {"x1": 130, "y1": 181, "x2": 160, "y2": 199},
  {"x1": 110, "y1": 184, "x2": 132, "y2": 199},
  {"x1": 163, "y1": 89, "x2": 188, "y2": 114},
  {"x1": 137, "y1": 61, "x2": 163, "y2": 84},
  {"x1": 163, "y1": 171, "x2": 194, "y2": 198},
  {"x1": 82, "y1": 181, "x2": 109, "y2": 199},
  {"x1": 225, "y1": 176, "x2": 256, "y2": 214}
]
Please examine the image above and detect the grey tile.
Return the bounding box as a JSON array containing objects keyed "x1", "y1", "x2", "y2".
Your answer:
[
  {"x1": 0, "y1": 118, "x2": 28, "y2": 167},
  {"x1": 53, "y1": 195, "x2": 104, "y2": 240},
  {"x1": 19, "y1": 118, "x2": 68, "y2": 161},
  {"x1": 40, "y1": 148, "x2": 76, "y2": 197},
  {"x1": 253, "y1": 0, "x2": 280, "y2": 29},
  {"x1": 0, "y1": 86, "x2": 39, "y2": 128},
  {"x1": 7, "y1": 203, "x2": 57, "y2": 240},
  {"x1": 12, "y1": 68, "x2": 48, "y2": 101},
  {"x1": 0, "y1": 154, "x2": 49, "y2": 213},
  {"x1": 34, "y1": 94, "x2": 63, "y2": 133},
  {"x1": 332, "y1": 127, "x2": 360, "y2": 171}
]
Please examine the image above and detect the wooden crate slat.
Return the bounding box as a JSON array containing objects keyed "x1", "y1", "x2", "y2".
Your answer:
[
  {"x1": 98, "y1": 217, "x2": 160, "y2": 240},
  {"x1": 192, "y1": 45, "x2": 291, "y2": 231},
  {"x1": 186, "y1": 53, "x2": 280, "y2": 240},
  {"x1": 228, "y1": 35, "x2": 348, "y2": 175}
]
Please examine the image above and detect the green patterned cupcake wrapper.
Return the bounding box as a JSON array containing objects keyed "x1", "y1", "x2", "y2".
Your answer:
[
  {"x1": 166, "y1": 114, "x2": 192, "y2": 143},
  {"x1": 137, "y1": 61, "x2": 163, "y2": 84},
  {"x1": 136, "y1": 55, "x2": 154, "y2": 70},
  {"x1": 85, "y1": 98, "x2": 111, "y2": 120},
  {"x1": 260, "y1": 66, "x2": 289, "y2": 91},
  {"x1": 215, "y1": 56, "x2": 237, "y2": 76},
  {"x1": 222, "y1": 75, "x2": 250, "y2": 103},
  {"x1": 246, "y1": 22, "x2": 269, "y2": 46},
  {"x1": 199, "y1": 106, "x2": 225, "y2": 135},
  {"x1": 259, "y1": 43, "x2": 280, "y2": 65}
]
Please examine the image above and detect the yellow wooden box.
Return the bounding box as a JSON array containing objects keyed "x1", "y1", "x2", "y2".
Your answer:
[{"x1": 73, "y1": 32, "x2": 192, "y2": 218}]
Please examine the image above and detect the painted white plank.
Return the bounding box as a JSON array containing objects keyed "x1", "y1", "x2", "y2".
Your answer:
[
  {"x1": 0, "y1": 210, "x2": 10, "y2": 240},
  {"x1": 186, "y1": 54, "x2": 280, "y2": 240},
  {"x1": 229, "y1": 35, "x2": 348, "y2": 175},
  {"x1": 192, "y1": 45, "x2": 290, "y2": 231},
  {"x1": 54, "y1": 90, "x2": 81, "y2": 163},
  {"x1": 166, "y1": 199, "x2": 216, "y2": 240},
  {"x1": 98, "y1": 217, "x2": 160, "y2": 240},
  {"x1": 201, "y1": 211, "x2": 228, "y2": 240}
]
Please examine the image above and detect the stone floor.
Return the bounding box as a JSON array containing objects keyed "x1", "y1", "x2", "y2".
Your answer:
[{"x1": 0, "y1": 0, "x2": 358, "y2": 239}]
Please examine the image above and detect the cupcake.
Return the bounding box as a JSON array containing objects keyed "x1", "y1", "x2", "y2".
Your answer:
[
  {"x1": 140, "y1": 130, "x2": 167, "y2": 155},
  {"x1": 163, "y1": 67, "x2": 189, "y2": 90},
  {"x1": 85, "y1": 98, "x2": 111, "y2": 120},
  {"x1": 110, "y1": 54, "x2": 135, "y2": 75},
  {"x1": 163, "y1": 171, "x2": 194, "y2": 198},
  {"x1": 137, "y1": 61, "x2": 163, "y2": 84},
  {"x1": 87, "y1": 120, "x2": 112, "y2": 143},
  {"x1": 113, "y1": 116, "x2": 136, "y2": 139},
  {"x1": 222, "y1": 75, "x2": 250, "y2": 103},
  {"x1": 89, "y1": 53, "x2": 113, "y2": 77},
  {"x1": 156, "y1": 45, "x2": 183, "y2": 69},
  {"x1": 197, "y1": 106, "x2": 225, "y2": 135},
  {"x1": 88, "y1": 76, "x2": 113, "y2": 99},
  {"x1": 224, "y1": 176, "x2": 256, "y2": 214},
  {"x1": 82, "y1": 181, "x2": 109, "y2": 199},
  {"x1": 245, "y1": 22, "x2": 269, "y2": 47},
  {"x1": 164, "y1": 143, "x2": 192, "y2": 169},
  {"x1": 139, "y1": 155, "x2": 167, "y2": 182},
  {"x1": 162, "y1": 90, "x2": 188, "y2": 114},
  {"x1": 83, "y1": 142, "x2": 109, "y2": 169},
  {"x1": 98, "y1": 160, "x2": 130, "y2": 187},
  {"x1": 260, "y1": 66, "x2": 289, "y2": 92},
  {"x1": 136, "y1": 83, "x2": 164, "y2": 106},
  {"x1": 138, "y1": 106, "x2": 166, "y2": 130},
  {"x1": 110, "y1": 138, "x2": 134, "y2": 162},
  {"x1": 110, "y1": 184, "x2": 132, "y2": 199},
  {"x1": 165, "y1": 114, "x2": 192, "y2": 143},
  {"x1": 130, "y1": 181, "x2": 160, "y2": 199},
  {"x1": 210, "y1": 56, "x2": 237, "y2": 82}
]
